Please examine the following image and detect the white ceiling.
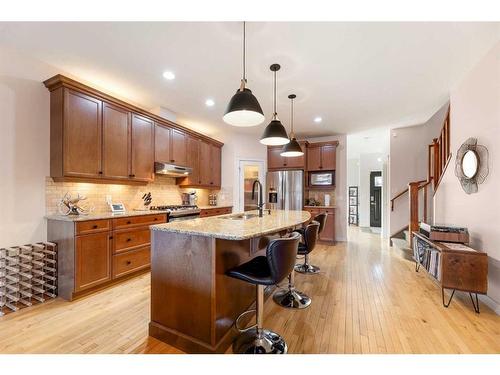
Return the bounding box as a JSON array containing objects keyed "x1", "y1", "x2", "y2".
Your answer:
[{"x1": 0, "y1": 22, "x2": 498, "y2": 139}]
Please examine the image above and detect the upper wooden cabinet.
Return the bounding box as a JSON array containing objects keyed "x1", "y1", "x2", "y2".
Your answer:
[
  {"x1": 306, "y1": 142, "x2": 337, "y2": 171},
  {"x1": 180, "y1": 138, "x2": 221, "y2": 188},
  {"x1": 45, "y1": 75, "x2": 223, "y2": 185},
  {"x1": 154, "y1": 125, "x2": 188, "y2": 166},
  {"x1": 130, "y1": 114, "x2": 154, "y2": 182},
  {"x1": 102, "y1": 102, "x2": 130, "y2": 180},
  {"x1": 267, "y1": 142, "x2": 307, "y2": 170},
  {"x1": 62, "y1": 89, "x2": 103, "y2": 178}
]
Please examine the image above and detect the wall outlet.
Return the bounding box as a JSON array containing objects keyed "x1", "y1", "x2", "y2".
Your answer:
[{"x1": 105, "y1": 195, "x2": 112, "y2": 205}]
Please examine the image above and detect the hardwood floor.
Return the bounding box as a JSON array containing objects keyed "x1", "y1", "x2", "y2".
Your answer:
[{"x1": 0, "y1": 227, "x2": 499, "y2": 354}]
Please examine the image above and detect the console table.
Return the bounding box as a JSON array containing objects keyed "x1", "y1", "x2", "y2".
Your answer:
[{"x1": 412, "y1": 231, "x2": 488, "y2": 313}]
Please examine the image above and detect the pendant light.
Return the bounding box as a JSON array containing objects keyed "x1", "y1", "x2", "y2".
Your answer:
[
  {"x1": 260, "y1": 64, "x2": 290, "y2": 146},
  {"x1": 223, "y1": 22, "x2": 265, "y2": 127},
  {"x1": 281, "y1": 94, "x2": 304, "y2": 157}
]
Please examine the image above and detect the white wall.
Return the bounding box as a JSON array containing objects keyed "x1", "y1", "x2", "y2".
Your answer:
[
  {"x1": 0, "y1": 46, "x2": 57, "y2": 247},
  {"x1": 434, "y1": 41, "x2": 500, "y2": 312},
  {"x1": 305, "y1": 135, "x2": 347, "y2": 242}
]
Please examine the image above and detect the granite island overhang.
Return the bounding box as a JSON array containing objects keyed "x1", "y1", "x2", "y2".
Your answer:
[{"x1": 148, "y1": 209, "x2": 311, "y2": 353}]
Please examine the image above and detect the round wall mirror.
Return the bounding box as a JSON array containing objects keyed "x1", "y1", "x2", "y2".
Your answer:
[{"x1": 461, "y1": 150, "x2": 479, "y2": 178}]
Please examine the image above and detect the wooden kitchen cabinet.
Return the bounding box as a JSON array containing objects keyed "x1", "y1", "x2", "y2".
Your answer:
[
  {"x1": 45, "y1": 75, "x2": 223, "y2": 185},
  {"x1": 130, "y1": 114, "x2": 154, "y2": 182},
  {"x1": 48, "y1": 213, "x2": 167, "y2": 301},
  {"x1": 267, "y1": 142, "x2": 306, "y2": 170},
  {"x1": 102, "y1": 102, "x2": 131, "y2": 180},
  {"x1": 303, "y1": 207, "x2": 336, "y2": 243},
  {"x1": 154, "y1": 124, "x2": 188, "y2": 166},
  {"x1": 199, "y1": 206, "x2": 232, "y2": 218},
  {"x1": 75, "y1": 231, "x2": 112, "y2": 292},
  {"x1": 62, "y1": 89, "x2": 103, "y2": 178},
  {"x1": 306, "y1": 142, "x2": 337, "y2": 171}
]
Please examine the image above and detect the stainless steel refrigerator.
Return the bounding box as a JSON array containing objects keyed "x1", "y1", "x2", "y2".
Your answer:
[{"x1": 266, "y1": 170, "x2": 303, "y2": 210}]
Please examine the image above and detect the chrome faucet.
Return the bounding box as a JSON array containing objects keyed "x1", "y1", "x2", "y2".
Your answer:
[{"x1": 251, "y1": 180, "x2": 264, "y2": 217}]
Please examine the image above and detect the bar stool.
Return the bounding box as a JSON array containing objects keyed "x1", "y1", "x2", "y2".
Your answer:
[
  {"x1": 226, "y1": 232, "x2": 301, "y2": 354},
  {"x1": 294, "y1": 217, "x2": 322, "y2": 274},
  {"x1": 273, "y1": 221, "x2": 320, "y2": 309}
]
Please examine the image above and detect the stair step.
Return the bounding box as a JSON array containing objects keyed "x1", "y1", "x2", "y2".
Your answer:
[
  {"x1": 392, "y1": 238, "x2": 410, "y2": 251},
  {"x1": 403, "y1": 230, "x2": 410, "y2": 242}
]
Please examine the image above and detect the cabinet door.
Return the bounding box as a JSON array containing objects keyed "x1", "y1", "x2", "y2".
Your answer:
[
  {"x1": 319, "y1": 210, "x2": 335, "y2": 242},
  {"x1": 102, "y1": 103, "x2": 130, "y2": 180},
  {"x1": 63, "y1": 89, "x2": 102, "y2": 178},
  {"x1": 306, "y1": 146, "x2": 322, "y2": 171},
  {"x1": 154, "y1": 124, "x2": 171, "y2": 163},
  {"x1": 187, "y1": 136, "x2": 201, "y2": 184},
  {"x1": 210, "y1": 144, "x2": 221, "y2": 187},
  {"x1": 75, "y1": 232, "x2": 111, "y2": 292},
  {"x1": 199, "y1": 140, "x2": 212, "y2": 186},
  {"x1": 171, "y1": 129, "x2": 187, "y2": 166},
  {"x1": 284, "y1": 143, "x2": 306, "y2": 169},
  {"x1": 268, "y1": 147, "x2": 285, "y2": 169},
  {"x1": 321, "y1": 144, "x2": 336, "y2": 170},
  {"x1": 131, "y1": 114, "x2": 154, "y2": 181}
]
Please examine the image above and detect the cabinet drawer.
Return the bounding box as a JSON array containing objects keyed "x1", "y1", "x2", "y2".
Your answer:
[
  {"x1": 75, "y1": 219, "x2": 110, "y2": 235},
  {"x1": 112, "y1": 214, "x2": 166, "y2": 230},
  {"x1": 112, "y1": 247, "x2": 150, "y2": 279},
  {"x1": 113, "y1": 227, "x2": 151, "y2": 253},
  {"x1": 200, "y1": 207, "x2": 232, "y2": 217}
]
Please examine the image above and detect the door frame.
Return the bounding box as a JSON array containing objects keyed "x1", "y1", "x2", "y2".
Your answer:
[
  {"x1": 370, "y1": 171, "x2": 382, "y2": 228},
  {"x1": 236, "y1": 158, "x2": 266, "y2": 213}
]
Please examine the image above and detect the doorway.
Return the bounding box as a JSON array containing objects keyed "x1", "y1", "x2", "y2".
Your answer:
[
  {"x1": 237, "y1": 159, "x2": 265, "y2": 212},
  {"x1": 370, "y1": 171, "x2": 382, "y2": 228}
]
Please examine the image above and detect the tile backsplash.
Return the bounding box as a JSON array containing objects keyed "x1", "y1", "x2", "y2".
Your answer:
[
  {"x1": 305, "y1": 189, "x2": 336, "y2": 207},
  {"x1": 45, "y1": 176, "x2": 230, "y2": 215}
]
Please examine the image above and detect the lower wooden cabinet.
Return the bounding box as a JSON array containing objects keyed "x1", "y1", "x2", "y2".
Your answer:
[
  {"x1": 75, "y1": 231, "x2": 112, "y2": 292},
  {"x1": 303, "y1": 207, "x2": 335, "y2": 243},
  {"x1": 48, "y1": 213, "x2": 167, "y2": 300},
  {"x1": 199, "y1": 206, "x2": 232, "y2": 218}
]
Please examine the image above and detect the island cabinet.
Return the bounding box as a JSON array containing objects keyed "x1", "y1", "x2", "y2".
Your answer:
[
  {"x1": 306, "y1": 142, "x2": 337, "y2": 171},
  {"x1": 47, "y1": 213, "x2": 167, "y2": 301},
  {"x1": 44, "y1": 74, "x2": 223, "y2": 185},
  {"x1": 303, "y1": 206, "x2": 336, "y2": 243},
  {"x1": 267, "y1": 142, "x2": 307, "y2": 170},
  {"x1": 179, "y1": 138, "x2": 222, "y2": 188},
  {"x1": 154, "y1": 124, "x2": 188, "y2": 166}
]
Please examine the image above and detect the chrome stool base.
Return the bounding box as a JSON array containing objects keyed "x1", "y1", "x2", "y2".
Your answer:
[
  {"x1": 273, "y1": 288, "x2": 311, "y2": 309},
  {"x1": 232, "y1": 329, "x2": 287, "y2": 354},
  {"x1": 294, "y1": 263, "x2": 320, "y2": 274}
]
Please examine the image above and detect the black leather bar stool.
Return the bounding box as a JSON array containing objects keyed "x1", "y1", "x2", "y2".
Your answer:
[
  {"x1": 226, "y1": 232, "x2": 301, "y2": 354},
  {"x1": 273, "y1": 221, "x2": 320, "y2": 309},
  {"x1": 294, "y1": 217, "x2": 322, "y2": 274}
]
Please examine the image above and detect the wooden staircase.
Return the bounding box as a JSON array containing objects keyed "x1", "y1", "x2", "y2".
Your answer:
[{"x1": 390, "y1": 106, "x2": 451, "y2": 250}]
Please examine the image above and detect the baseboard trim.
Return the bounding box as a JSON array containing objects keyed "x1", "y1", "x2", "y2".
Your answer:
[{"x1": 479, "y1": 294, "x2": 500, "y2": 315}]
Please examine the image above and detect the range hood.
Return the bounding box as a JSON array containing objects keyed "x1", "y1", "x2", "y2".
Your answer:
[{"x1": 154, "y1": 162, "x2": 192, "y2": 177}]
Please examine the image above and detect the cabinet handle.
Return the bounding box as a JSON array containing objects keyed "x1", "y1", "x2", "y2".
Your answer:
[
  {"x1": 126, "y1": 261, "x2": 132, "y2": 265},
  {"x1": 126, "y1": 220, "x2": 132, "y2": 224},
  {"x1": 170, "y1": 159, "x2": 175, "y2": 162},
  {"x1": 98, "y1": 171, "x2": 103, "y2": 175},
  {"x1": 154, "y1": 218, "x2": 158, "y2": 221},
  {"x1": 129, "y1": 174, "x2": 135, "y2": 178},
  {"x1": 92, "y1": 225, "x2": 98, "y2": 229},
  {"x1": 109, "y1": 236, "x2": 113, "y2": 240},
  {"x1": 126, "y1": 238, "x2": 132, "y2": 242}
]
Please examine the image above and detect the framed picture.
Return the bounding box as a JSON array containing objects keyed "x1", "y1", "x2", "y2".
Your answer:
[
  {"x1": 349, "y1": 197, "x2": 357, "y2": 205},
  {"x1": 349, "y1": 206, "x2": 357, "y2": 215},
  {"x1": 349, "y1": 187, "x2": 357, "y2": 196}
]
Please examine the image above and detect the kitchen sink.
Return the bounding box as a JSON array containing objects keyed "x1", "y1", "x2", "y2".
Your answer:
[{"x1": 221, "y1": 213, "x2": 259, "y2": 220}]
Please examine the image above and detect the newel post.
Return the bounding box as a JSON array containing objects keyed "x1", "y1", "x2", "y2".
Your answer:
[{"x1": 408, "y1": 182, "x2": 420, "y2": 248}]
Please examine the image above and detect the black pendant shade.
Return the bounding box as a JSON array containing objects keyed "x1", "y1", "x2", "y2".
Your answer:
[
  {"x1": 223, "y1": 22, "x2": 265, "y2": 127},
  {"x1": 260, "y1": 63, "x2": 290, "y2": 146},
  {"x1": 260, "y1": 119, "x2": 290, "y2": 146},
  {"x1": 281, "y1": 94, "x2": 304, "y2": 156},
  {"x1": 223, "y1": 86, "x2": 265, "y2": 127}
]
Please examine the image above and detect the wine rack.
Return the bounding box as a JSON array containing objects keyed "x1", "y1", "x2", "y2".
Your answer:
[{"x1": 0, "y1": 242, "x2": 57, "y2": 316}]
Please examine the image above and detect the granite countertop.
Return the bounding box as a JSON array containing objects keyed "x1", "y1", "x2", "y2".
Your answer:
[
  {"x1": 197, "y1": 205, "x2": 233, "y2": 210},
  {"x1": 151, "y1": 209, "x2": 311, "y2": 240},
  {"x1": 303, "y1": 205, "x2": 336, "y2": 209},
  {"x1": 45, "y1": 209, "x2": 169, "y2": 222}
]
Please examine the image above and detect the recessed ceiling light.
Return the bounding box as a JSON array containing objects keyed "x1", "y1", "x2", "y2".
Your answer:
[
  {"x1": 314, "y1": 117, "x2": 322, "y2": 123},
  {"x1": 162, "y1": 71, "x2": 175, "y2": 80},
  {"x1": 205, "y1": 99, "x2": 215, "y2": 107}
]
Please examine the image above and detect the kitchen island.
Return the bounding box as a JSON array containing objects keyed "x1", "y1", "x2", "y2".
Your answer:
[{"x1": 149, "y1": 209, "x2": 310, "y2": 353}]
